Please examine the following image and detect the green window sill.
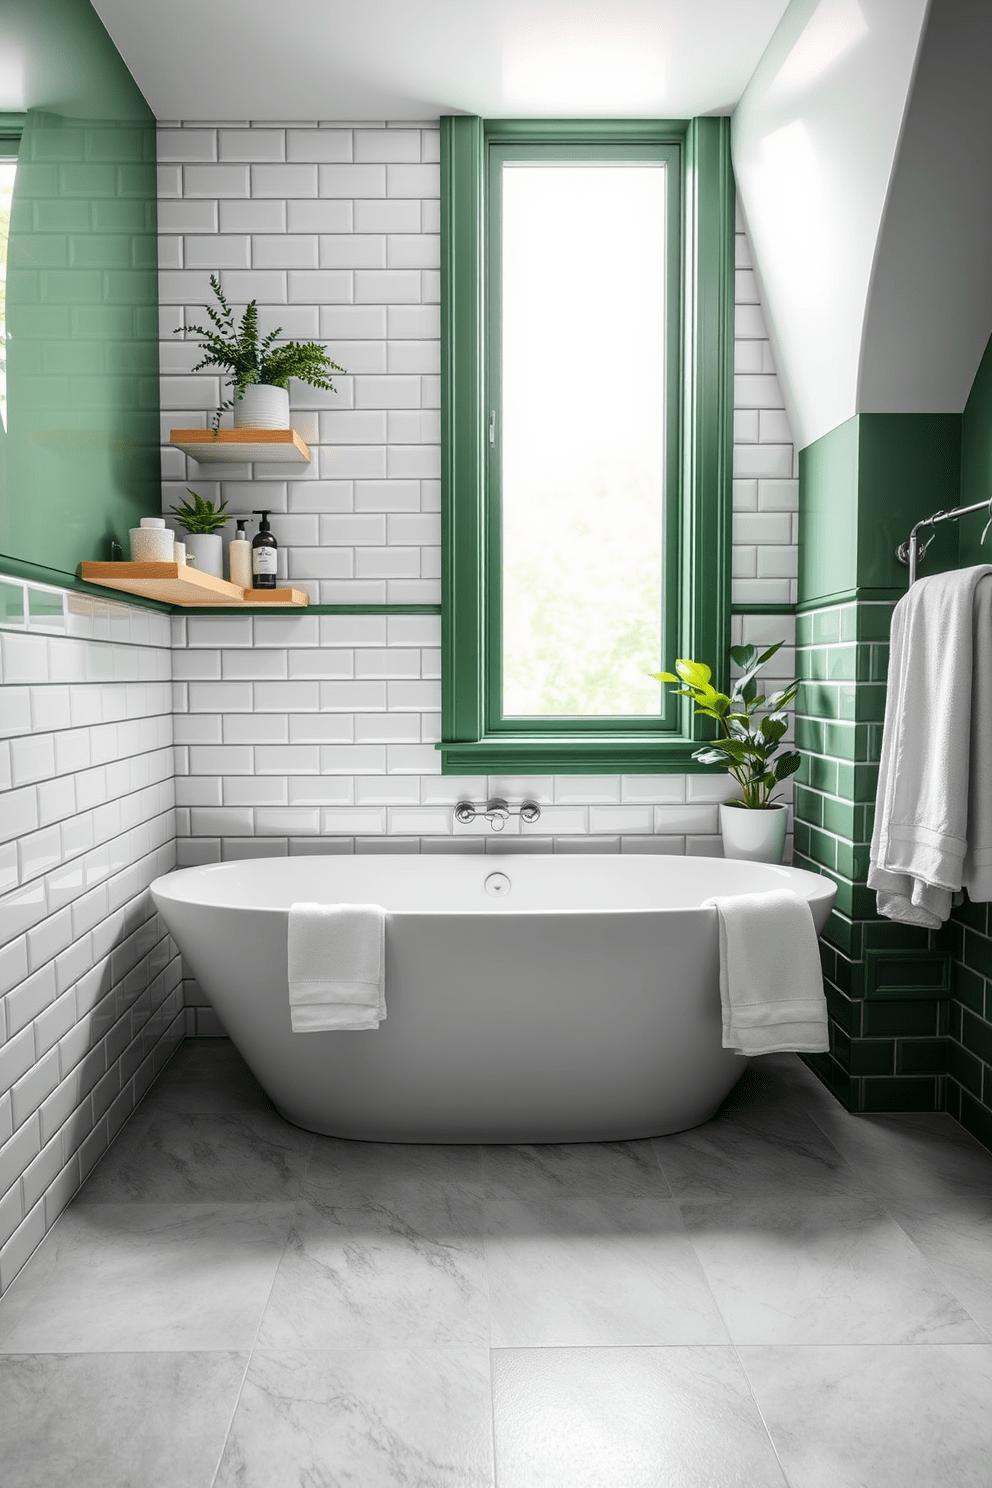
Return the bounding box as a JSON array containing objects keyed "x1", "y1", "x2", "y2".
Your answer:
[{"x1": 438, "y1": 735, "x2": 726, "y2": 774}]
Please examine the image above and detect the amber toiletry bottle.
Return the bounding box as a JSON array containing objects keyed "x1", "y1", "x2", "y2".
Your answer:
[{"x1": 251, "y1": 509, "x2": 278, "y2": 590}]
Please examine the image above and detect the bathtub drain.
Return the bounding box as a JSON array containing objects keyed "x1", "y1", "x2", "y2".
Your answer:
[{"x1": 484, "y1": 872, "x2": 511, "y2": 897}]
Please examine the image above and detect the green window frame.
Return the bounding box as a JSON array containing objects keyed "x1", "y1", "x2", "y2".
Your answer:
[
  {"x1": 0, "y1": 115, "x2": 23, "y2": 437},
  {"x1": 440, "y1": 116, "x2": 735, "y2": 774}
]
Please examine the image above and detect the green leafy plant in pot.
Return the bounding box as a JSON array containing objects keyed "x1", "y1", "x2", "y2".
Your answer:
[
  {"x1": 177, "y1": 274, "x2": 345, "y2": 432},
  {"x1": 171, "y1": 489, "x2": 229, "y2": 579},
  {"x1": 652, "y1": 641, "x2": 801, "y2": 862}
]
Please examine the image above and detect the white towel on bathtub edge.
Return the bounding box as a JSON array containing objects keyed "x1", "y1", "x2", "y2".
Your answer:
[
  {"x1": 704, "y1": 889, "x2": 829, "y2": 1057},
  {"x1": 288, "y1": 901, "x2": 386, "y2": 1032}
]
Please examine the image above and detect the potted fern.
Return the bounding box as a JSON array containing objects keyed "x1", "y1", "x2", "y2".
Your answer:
[
  {"x1": 177, "y1": 275, "x2": 344, "y2": 432},
  {"x1": 171, "y1": 490, "x2": 229, "y2": 577},
  {"x1": 653, "y1": 642, "x2": 801, "y2": 862}
]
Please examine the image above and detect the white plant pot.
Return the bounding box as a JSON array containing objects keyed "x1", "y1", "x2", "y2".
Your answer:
[
  {"x1": 186, "y1": 532, "x2": 223, "y2": 578},
  {"x1": 719, "y1": 802, "x2": 788, "y2": 863},
  {"x1": 233, "y1": 384, "x2": 290, "y2": 429}
]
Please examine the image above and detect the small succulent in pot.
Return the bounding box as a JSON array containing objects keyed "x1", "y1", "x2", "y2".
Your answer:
[
  {"x1": 652, "y1": 642, "x2": 801, "y2": 809},
  {"x1": 170, "y1": 490, "x2": 230, "y2": 578},
  {"x1": 171, "y1": 489, "x2": 229, "y2": 534},
  {"x1": 177, "y1": 275, "x2": 345, "y2": 432}
]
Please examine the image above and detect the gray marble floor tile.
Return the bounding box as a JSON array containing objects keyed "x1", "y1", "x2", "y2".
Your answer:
[
  {"x1": 0, "y1": 1352, "x2": 247, "y2": 1488},
  {"x1": 481, "y1": 1139, "x2": 667, "y2": 1198},
  {"x1": 749, "y1": 1052, "x2": 844, "y2": 1107},
  {"x1": 77, "y1": 1109, "x2": 312, "y2": 1203},
  {"x1": 257, "y1": 1189, "x2": 489, "y2": 1348},
  {"x1": 485, "y1": 1196, "x2": 729, "y2": 1347},
  {"x1": 716, "y1": 1057, "x2": 806, "y2": 1113},
  {"x1": 215, "y1": 1348, "x2": 494, "y2": 1488},
  {"x1": 306, "y1": 1136, "x2": 484, "y2": 1201},
  {"x1": 809, "y1": 1107, "x2": 992, "y2": 1208},
  {"x1": 681, "y1": 1194, "x2": 987, "y2": 1344},
  {"x1": 158, "y1": 1035, "x2": 246, "y2": 1080},
  {"x1": 653, "y1": 1105, "x2": 868, "y2": 1201},
  {"x1": 493, "y1": 1345, "x2": 787, "y2": 1488},
  {"x1": 885, "y1": 1199, "x2": 992, "y2": 1333},
  {"x1": 145, "y1": 1043, "x2": 274, "y2": 1118},
  {"x1": 741, "y1": 1344, "x2": 992, "y2": 1488},
  {"x1": 0, "y1": 1203, "x2": 293, "y2": 1352}
]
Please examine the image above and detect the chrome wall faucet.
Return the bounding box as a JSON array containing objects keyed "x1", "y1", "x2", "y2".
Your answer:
[{"x1": 453, "y1": 798, "x2": 541, "y2": 832}]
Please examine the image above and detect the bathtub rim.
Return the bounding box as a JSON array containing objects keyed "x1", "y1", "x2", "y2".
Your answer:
[{"x1": 151, "y1": 853, "x2": 837, "y2": 923}]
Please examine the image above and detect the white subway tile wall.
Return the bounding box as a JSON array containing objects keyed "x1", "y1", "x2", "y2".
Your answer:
[
  {"x1": 158, "y1": 126, "x2": 796, "y2": 607},
  {"x1": 170, "y1": 607, "x2": 794, "y2": 857},
  {"x1": 158, "y1": 121, "x2": 797, "y2": 895},
  {"x1": 0, "y1": 582, "x2": 182, "y2": 1295}
]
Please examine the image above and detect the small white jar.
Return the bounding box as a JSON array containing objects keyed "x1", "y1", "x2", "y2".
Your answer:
[{"x1": 129, "y1": 518, "x2": 175, "y2": 563}]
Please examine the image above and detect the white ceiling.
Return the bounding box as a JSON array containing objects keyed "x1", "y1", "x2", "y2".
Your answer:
[{"x1": 90, "y1": 0, "x2": 793, "y2": 121}]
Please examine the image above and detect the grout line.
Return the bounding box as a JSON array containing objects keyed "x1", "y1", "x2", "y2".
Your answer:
[
  {"x1": 730, "y1": 1341, "x2": 795, "y2": 1488},
  {"x1": 207, "y1": 1131, "x2": 313, "y2": 1488}
]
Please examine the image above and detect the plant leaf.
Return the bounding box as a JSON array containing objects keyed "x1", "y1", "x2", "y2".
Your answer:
[
  {"x1": 675, "y1": 658, "x2": 712, "y2": 687},
  {"x1": 774, "y1": 751, "x2": 802, "y2": 781},
  {"x1": 729, "y1": 644, "x2": 756, "y2": 670}
]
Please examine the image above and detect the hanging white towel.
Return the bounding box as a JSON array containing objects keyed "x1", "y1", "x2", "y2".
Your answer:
[
  {"x1": 964, "y1": 572, "x2": 992, "y2": 900},
  {"x1": 705, "y1": 890, "x2": 829, "y2": 1057},
  {"x1": 868, "y1": 565, "x2": 992, "y2": 927},
  {"x1": 288, "y1": 902, "x2": 386, "y2": 1032}
]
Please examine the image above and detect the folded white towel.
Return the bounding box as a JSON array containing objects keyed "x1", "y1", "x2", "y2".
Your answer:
[
  {"x1": 705, "y1": 890, "x2": 829, "y2": 1057},
  {"x1": 288, "y1": 902, "x2": 386, "y2": 1032},
  {"x1": 868, "y1": 565, "x2": 992, "y2": 927}
]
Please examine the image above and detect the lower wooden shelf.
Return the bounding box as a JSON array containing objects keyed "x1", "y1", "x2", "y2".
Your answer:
[{"x1": 80, "y1": 562, "x2": 309, "y2": 608}]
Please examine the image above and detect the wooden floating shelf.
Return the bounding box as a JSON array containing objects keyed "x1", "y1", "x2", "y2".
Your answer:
[
  {"x1": 169, "y1": 427, "x2": 311, "y2": 464},
  {"x1": 80, "y1": 562, "x2": 309, "y2": 608}
]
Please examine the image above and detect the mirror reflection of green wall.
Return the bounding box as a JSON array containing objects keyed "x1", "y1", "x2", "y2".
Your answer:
[{"x1": 0, "y1": 0, "x2": 160, "y2": 583}]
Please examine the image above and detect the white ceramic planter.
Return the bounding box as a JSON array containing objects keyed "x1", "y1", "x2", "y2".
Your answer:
[
  {"x1": 234, "y1": 384, "x2": 290, "y2": 429},
  {"x1": 719, "y1": 802, "x2": 788, "y2": 863},
  {"x1": 186, "y1": 532, "x2": 223, "y2": 578}
]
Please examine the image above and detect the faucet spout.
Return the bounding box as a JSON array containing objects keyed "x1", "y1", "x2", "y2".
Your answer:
[{"x1": 485, "y1": 797, "x2": 510, "y2": 831}]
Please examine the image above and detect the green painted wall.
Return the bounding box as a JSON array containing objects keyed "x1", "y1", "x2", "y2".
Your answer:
[
  {"x1": 0, "y1": 0, "x2": 160, "y2": 584},
  {"x1": 798, "y1": 413, "x2": 961, "y2": 607},
  {"x1": 959, "y1": 328, "x2": 992, "y2": 565}
]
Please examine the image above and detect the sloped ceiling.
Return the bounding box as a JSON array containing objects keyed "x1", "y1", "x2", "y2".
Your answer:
[
  {"x1": 732, "y1": 0, "x2": 931, "y2": 451},
  {"x1": 858, "y1": 0, "x2": 992, "y2": 416},
  {"x1": 88, "y1": 0, "x2": 790, "y2": 121}
]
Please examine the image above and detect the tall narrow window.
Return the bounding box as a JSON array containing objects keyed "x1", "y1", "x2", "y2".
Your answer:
[
  {"x1": 441, "y1": 118, "x2": 734, "y2": 775},
  {"x1": 499, "y1": 161, "x2": 668, "y2": 718},
  {"x1": 0, "y1": 150, "x2": 17, "y2": 431}
]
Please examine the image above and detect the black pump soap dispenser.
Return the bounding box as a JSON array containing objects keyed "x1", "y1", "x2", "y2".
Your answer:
[{"x1": 251, "y1": 510, "x2": 278, "y2": 589}]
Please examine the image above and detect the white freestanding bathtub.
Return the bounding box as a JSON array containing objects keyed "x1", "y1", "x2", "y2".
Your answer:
[{"x1": 151, "y1": 854, "x2": 836, "y2": 1143}]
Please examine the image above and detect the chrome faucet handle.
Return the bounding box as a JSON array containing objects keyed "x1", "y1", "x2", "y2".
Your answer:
[
  {"x1": 519, "y1": 801, "x2": 541, "y2": 824},
  {"x1": 453, "y1": 801, "x2": 477, "y2": 824}
]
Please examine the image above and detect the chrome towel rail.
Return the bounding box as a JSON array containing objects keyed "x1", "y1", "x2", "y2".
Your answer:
[{"x1": 897, "y1": 496, "x2": 992, "y2": 585}]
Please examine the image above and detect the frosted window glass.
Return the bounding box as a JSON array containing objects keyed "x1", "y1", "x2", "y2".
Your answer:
[
  {"x1": 501, "y1": 163, "x2": 667, "y2": 718},
  {"x1": 0, "y1": 159, "x2": 15, "y2": 431}
]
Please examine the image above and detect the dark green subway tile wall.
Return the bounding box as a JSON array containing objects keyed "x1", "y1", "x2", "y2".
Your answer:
[
  {"x1": 794, "y1": 597, "x2": 951, "y2": 1113},
  {"x1": 0, "y1": 0, "x2": 160, "y2": 583}
]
